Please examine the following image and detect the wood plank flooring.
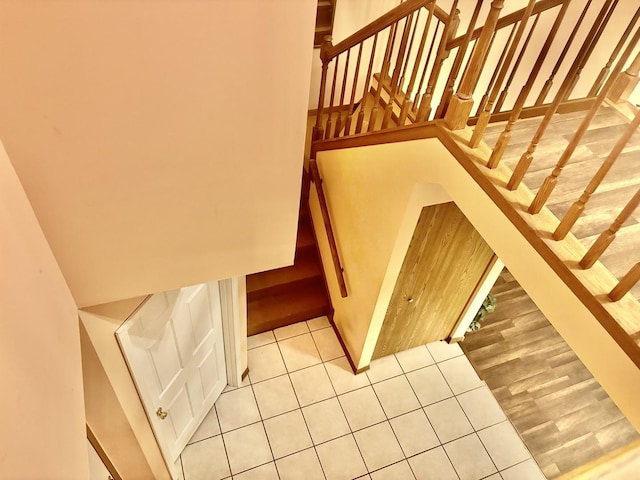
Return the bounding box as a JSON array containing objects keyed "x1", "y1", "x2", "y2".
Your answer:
[
  {"x1": 462, "y1": 269, "x2": 640, "y2": 479},
  {"x1": 483, "y1": 105, "x2": 640, "y2": 299}
]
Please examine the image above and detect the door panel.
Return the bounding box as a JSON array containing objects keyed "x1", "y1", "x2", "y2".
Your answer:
[
  {"x1": 117, "y1": 282, "x2": 226, "y2": 470},
  {"x1": 373, "y1": 203, "x2": 495, "y2": 359}
]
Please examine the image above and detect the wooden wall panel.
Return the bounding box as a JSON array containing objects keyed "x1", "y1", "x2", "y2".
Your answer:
[{"x1": 373, "y1": 202, "x2": 495, "y2": 358}]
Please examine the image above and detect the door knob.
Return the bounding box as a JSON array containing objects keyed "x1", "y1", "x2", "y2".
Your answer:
[{"x1": 156, "y1": 407, "x2": 168, "y2": 420}]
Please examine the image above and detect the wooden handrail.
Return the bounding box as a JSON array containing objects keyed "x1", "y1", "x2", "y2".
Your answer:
[
  {"x1": 447, "y1": 0, "x2": 564, "y2": 50},
  {"x1": 309, "y1": 159, "x2": 348, "y2": 298},
  {"x1": 324, "y1": 0, "x2": 447, "y2": 61}
]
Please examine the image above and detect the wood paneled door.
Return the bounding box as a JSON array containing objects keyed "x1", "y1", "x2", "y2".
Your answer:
[{"x1": 373, "y1": 202, "x2": 495, "y2": 359}]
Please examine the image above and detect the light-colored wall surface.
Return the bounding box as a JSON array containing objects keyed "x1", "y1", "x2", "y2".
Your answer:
[
  {"x1": 310, "y1": 137, "x2": 640, "y2": 430},
  {"x1": 0, "y1": 0, "x2": 316, "y2": 307},
  {"x1": 0, "y1": 142, "x2": 88, "y2": 479}
]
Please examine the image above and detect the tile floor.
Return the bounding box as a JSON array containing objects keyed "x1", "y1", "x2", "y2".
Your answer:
[{"x1": 179, "y1": 317, "x2": 546, "y2": 480}]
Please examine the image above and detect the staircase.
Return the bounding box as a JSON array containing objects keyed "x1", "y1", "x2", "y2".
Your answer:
[{"x1": 246, "y1": 174, "x2": 332, "y2": 336}]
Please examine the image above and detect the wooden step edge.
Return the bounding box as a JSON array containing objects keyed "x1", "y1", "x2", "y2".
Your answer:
[
  {"x1": 556, "y1": 439, "x2": 640, "y2": 479},
  {"x1": 247, "y1": 275, "x2": 326, "y2": 302}
]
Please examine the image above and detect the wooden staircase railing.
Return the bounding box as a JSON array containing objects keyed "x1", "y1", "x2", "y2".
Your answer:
[{"x1": 310, "y1": 0, "x2": 640, "y2": 333}]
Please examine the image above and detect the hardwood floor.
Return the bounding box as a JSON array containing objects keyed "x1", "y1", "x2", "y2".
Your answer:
[
  {"x1": 483, "y1": 105, "x2": 640, "y2": 300},
  {"x1": 462, "y1": 269, "x2": 640, "y2": 479}
]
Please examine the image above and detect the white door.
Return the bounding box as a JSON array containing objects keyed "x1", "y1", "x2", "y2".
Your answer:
[{"x1": 117, "y1": 282, "x2": 226, "y2": 470}]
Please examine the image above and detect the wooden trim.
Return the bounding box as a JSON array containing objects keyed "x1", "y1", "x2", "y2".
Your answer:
[
  {"x1": 325, "y1": 0, "x2": 445, "y2": 60},
  {"x1": 328, "y1": 317, "x2": 369, "y2": 374},
  {"x1": 447, "y1": 336, "x2": 465, "y2": 343},
  {"x1": 314, "y1": 122, "x2": 439, "y2": 153},
  {"x1": 309, "y1": 159, "x2": 348, "y2": 298},
  {"x1": 87, "y1": 425, "x2": 121, "y2": 480},
  {"x1": 308, "y1": 104, "x2": 354, "y2": 117},
  {"x1": 466, "y1": 98, "x2": 596, "y2": 125},
  {"x1": 556, "y1": 439, "x2": 640, "y2": 479},
  {"x1": 435, "y1": 122, "x2": 640, "y2": 368},
  {"x1": 241, "y1": 367, "x2": 249, "y2": 381},
  {"x1": 447, "y1": 0, "x2": 564, "y2": 49}
]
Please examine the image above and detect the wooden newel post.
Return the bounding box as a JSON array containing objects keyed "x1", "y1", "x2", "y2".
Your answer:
[
  {"x1": 444, "y1": 0, "x2": 504, "y2": 130},
  {"x1": 608, "y1": 50, "x2": 640, "y2": 104},
  {"x1": 313, "y1": 36, "x2": 334, "y2": 141}
]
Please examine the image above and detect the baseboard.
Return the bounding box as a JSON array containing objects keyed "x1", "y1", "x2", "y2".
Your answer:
[
  {"x1": 241, "y1": 367, "x2": 249, "y2": 381},
  {"x1": 329, "y1": 317, "x2": 369, "y2": 375}
]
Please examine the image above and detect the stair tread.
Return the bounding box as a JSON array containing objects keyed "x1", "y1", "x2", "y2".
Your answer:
[{"x1": 247, "y1": 249, "x2": 323, "y2": 294}]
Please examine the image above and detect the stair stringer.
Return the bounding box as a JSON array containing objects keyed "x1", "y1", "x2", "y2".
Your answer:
[{"x1": 309, "y1": 131, "x2": 640, "y2": 431}]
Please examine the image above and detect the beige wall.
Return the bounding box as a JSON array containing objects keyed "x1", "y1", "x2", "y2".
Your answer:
[
  {"x1": 0, "y1": 142, "x2": 88, "y2": 479},
  {"x1": 0, "y1": 0, "x2": 317, "y2": 307},
  {"x1": 310, "y1": 137, "x2": 640, "y2": 430}
]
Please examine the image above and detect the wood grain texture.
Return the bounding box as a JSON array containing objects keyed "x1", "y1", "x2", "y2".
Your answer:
[
  {"x1": 373, "y1": 202, "x2": 494, "y2": 358},
  {"x1": 462, "y1": 269, "x2": 640, "y2": 479}
]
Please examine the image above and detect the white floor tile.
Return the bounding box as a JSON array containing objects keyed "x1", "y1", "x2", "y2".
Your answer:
[
  {"x1": 478, "y1": 421, "x2": 531, "y2": 470},
  {"x1": 444, "y1": 433, "x2": 497, "y2": 480},
  {"x1": 325, "y1": 356, "x2": 370, "y2": 394},
  {"x1": 501, "y1": 459, "x2": 545, "y2": 480},
  {"x1": 276, "y1": 448, "x2": 325, "y2": 480},
  {"x1": 354, "y1": 422, "x2": 405, "y2": 471},
  {"x1": 223, "y1": 423, "x2": 273, "y2": 475},
  {"x1": 274, "y1": 321, "x2": 310, "y2": 341},
  {"x1": 426, "y1": 340, "x2": 464, "y2": 363},
  {"x1": 312, "y1": 327, "x2": 344, "y2": 361},
  {"x1": 307, "y1": 316, "x2": 331, "y2": 331},
  {"x1": 355, "y1": 476, "x2": 372, "y2": 480},
  {"x1": 389, "y1": 409, "x2": 440, "y2": 457},
  {"x1": 222, "y1": 374, "x2": 250, "y2": 393},
  {"x1": 302, "y1": 397, "x2": 350, "y2": 445},
  {"x1": 289, "y1": 363, "x2": 335, "y2": 406},
  {"x1": 247, "y1": 343, "x2": 287, "y2": 383},
  {"x1": 483, "y1": 475, "x2": 503, "y2": 480},
  {"x1": 187, "y1": 404, "x2": 220, "y2": 444},
  {"x1": 232, "y1": 462, "x2": 279, "y2": 480},
  {"x1": 263, "y1": 410, "x2": 313, "y2": 459},
  {"x1": 395, "y1": 345, "x2": 435, "y2": 373},
  {"x1": 215, "y1": 386, "x2": 260, "y2": 433},
  {"x1": 424, "y1": 397, "x2": 474, "y2": 443},
  {"x1": 338, "y1": 386, "x2": 386, "y2": 431},
  {"x1": 370, "y1": 459, "x2": 416, "y2": 480},
  {"x1": 408, "y1": 446, "x2": 459, "y2": 480},
  {"x1": 247, "y1": 331, "x2": 276, "y2": 350},
  {"x1": 316, "y1": 434, "x2": 368, "y2": 480},
  {"x1": 372, "y1": 375, "x2": 421, "y2": 419},
  {"x1": 438, "y1": 355, "x2": 483, "y2": 394},
  {"x1": 252, "y1": 374, "x2": 299, "y2": 419},
  {"x1": 406, "y1": 365, "x2": 453, "y2": 406},
  {"x1": 457, "y1": 385, "x2": 506, "y2": 430},
  {"x1": 181, "y1": 435, "x2": 230, "y2": 480},
  {"x1": 279, "y1": 333, "x2": 322, "y2": 372},
  {"x1": 366, "y1": 355, "x2": 403, "y2": 384}
]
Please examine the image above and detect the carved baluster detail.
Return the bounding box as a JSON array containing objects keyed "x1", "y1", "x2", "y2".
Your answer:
[
  {"x1": 444, "y1": 0, "x2": 505, "y2": 130},
  {"x1": 369, "y1": 22, "x2": 398, "y2": 132},
  {"x1": 334, "y1": 49, "x2": 351, "y2": 137},
  {"x1": 608, "y1": 50, "x2": 640, "y2": 104},
  {"x1": 529, "y1": 24, "x2": 640, "y2": 214},
  {"x1": 413, "y1": 22, "x2": 441, "y2": 119},
  {"x1": 356, "y1": 33, "x2": 378, "y2": 134},
  {"x1": 580, "y1": 189, "x2": 640, "y2": 269},
  {"x1": 344, "y1": 43, "x2": 364, "y2": 136},
  {"x1": 313, "y1": 36, "x2": 333, "y2": 141},
  {"x1": 609, "y1": 263, "x2": 640, "y2": 301},
  {"x1": 324, "y1": 55, "x2": 340, "y2": 139},
  {"x1": 383, "y1": 14, "x2": 414, "y2": 129},
  {"x1": 536, "y1": 1, "x2": 592, "y2": 106},
  {"x1": 554, "y1": 111, "x2": 640, "y2": 239},
  {"x1": 398, "y1": 9, "x2": 421, "y2": 94}
]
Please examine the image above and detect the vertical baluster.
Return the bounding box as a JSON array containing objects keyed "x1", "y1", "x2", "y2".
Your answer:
[
  {"x1": 529, "y1": 24, "x2": 640, "y2": 215},
  {"x1": 535, "y1": 1, "x2": 592, "y2": 106},
  {"x1": 356, "y1": 34, "x2": 378, "y2": 134},
  {"x1": 509, "y1": 0, "x2": 615, "y2": 190},
  {"x1": 580, "y1": 189, "x2": 640, "y2": 269},
  {"x1": 493, "y1": 14, "x2": 540, "y2": 113},
  {"x1": 334, "y1": 49, "x2": 351, "y2": 137},
  {"x1": 589, "y1": 6, "x2": 640, "y2": 97},
  {"x1": 484, "y1": 1, "x2": 571, "y2": 166},
  {"x1": 344, "y1": 43, "x2": 364, "y2": 136},
  {"x1": 413, "y1": 22, "x2": 441, "y2": 117},
  {"x1": 564, "y1": 0, "x2": 619, "y2": 102},
  {"x1": 608, "y1": 50, "x2": 640, "y2": 104},
  {"x1": 324, "y1": 55, "x2": 340, "y2": 140},
  {"x1": 444, "y1": 0, "x2": 506, "y2": 130},
  {"x1": 313, "y1": 36, "x2": 334, "y2": 141},
  {"x1": 399, "y1": 9, "x2": 421, "y2": 92},
  {"x1": 369, "y1": 23, "x2": 398, "y2": 132},
  {"x1": 474, "y1": 25, "x2": 516, "y2": 117},
  {"x1": 383, "y1": 14, "x2": 414, "y2": 129},
  {"x1": 554, "y1": 111, "x2": 640, "y2": 239},
  {"x1": 417, "y1": 1, "x2": 460, "y2": 121},
  {"x1": 435, "y1": 0, "x2": 484, "y2": 119},
  {"x1": 399, "y1": 3, "x2": 436, "y2": 124},
  {"x1": 469, "y1": 0, "x2": 537, "y2": 146},
  {"x1": 609, "y1": 263, "x2": 640, "y2": 301}
]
